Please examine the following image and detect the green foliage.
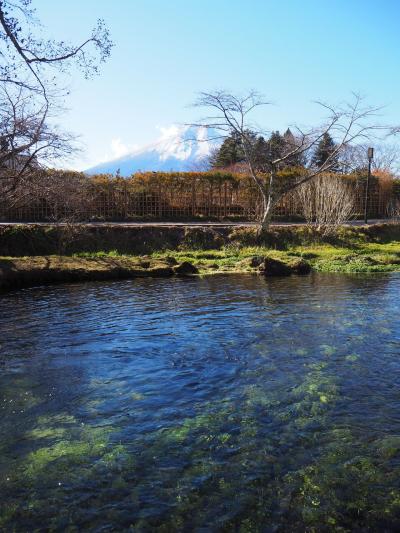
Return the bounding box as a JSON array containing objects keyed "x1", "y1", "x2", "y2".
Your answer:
[
  {"x1": 311, "y1": 132, "x2": 339, "y2": 170},
  {"x1": 212, "y1": 131, "x2": 245, "y2": 167},
  {"x1": 211, "y1": 129, "x2": 306, "y2": 172}
]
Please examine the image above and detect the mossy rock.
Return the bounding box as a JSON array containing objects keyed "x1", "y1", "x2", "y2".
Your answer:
[
  {"x1": 147, "y1": 265, "x2": 175, "y2": 277},
  {"x1": 262, "y1": 257, "x2": 292, "y2": 277},
  {"x1": 290, "y1": 258, "x2": 312, "y2": 275},
  {"x1": 164, "y1": 256, "x2": 179, "y2": 265},
  {"x1": 249, "y1": 255, "x2": 265, "y2": 268},
  {"x1": 173, "y1": 262, "x2": 199, "y2": 276},
  {"x1": 239, "y1": 256, "x2": 265, "y2": 269}
]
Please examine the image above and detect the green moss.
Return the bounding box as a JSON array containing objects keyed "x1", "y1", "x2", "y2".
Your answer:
[
  {"x1": 25, "y1": 440, "x2": 97, "y2": 477},
  {"x1": 101, "y1": 444, "x2": 129, "y2": 465},
  {"x1": 295, "y1": 348, "x2": 308, "y2": 356},
  {"x1": 21, "y1": 412, "x2": 115, "y2": 481},
  {"x1": 131, "y1": 392, "x2": 145, "y2": 401},
  {"x1": 376, "y1": 436, "x2": 400, "y2": 459},
  {"x1": 0, "y1": 501, "x2": 20, "y2": 529},
  {"x1": 320, "y1": 344, "x2": 336, "y2": 356},
  {"x1": 27, "y1": 427, "x2": 67, "y2": 440},
  {"x1": 345, "y1": 354, "x2": 360, "y2": 362}
]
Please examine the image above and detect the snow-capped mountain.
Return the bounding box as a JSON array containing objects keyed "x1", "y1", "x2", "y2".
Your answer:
[{"x1": 85, "y1": 125, "x2": 220, "y2": 176}]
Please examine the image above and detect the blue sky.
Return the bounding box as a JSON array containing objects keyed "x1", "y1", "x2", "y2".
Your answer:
[{"x1": 35, "y1": 0, "x2": 400, "y2": 169}]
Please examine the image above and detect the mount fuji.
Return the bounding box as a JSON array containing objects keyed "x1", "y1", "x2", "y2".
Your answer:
[{"x1": 85, "y1": 125, "x2": 220, "y2": 176}]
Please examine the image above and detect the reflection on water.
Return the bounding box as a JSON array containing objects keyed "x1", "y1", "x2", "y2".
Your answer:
[{"x1": 0, "y1": 273, "x2": 400, "y2": 530}]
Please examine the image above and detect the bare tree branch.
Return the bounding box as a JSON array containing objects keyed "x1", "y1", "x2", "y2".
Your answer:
[{"x1": 192, "y1": 90, "x2": 390, "y2": 231}]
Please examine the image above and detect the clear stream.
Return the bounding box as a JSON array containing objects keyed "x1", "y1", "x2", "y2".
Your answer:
[{"x1": 0, "y1": 274, "x2": 400, "y2": 531}]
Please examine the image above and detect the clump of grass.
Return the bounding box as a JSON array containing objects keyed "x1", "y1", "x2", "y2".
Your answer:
[
  {"x1": 73, "y1": 250, "x2": 124, "y2": 258},
  {"x1": 314, "y1": 254, "x2": 400, "y2": 273}
]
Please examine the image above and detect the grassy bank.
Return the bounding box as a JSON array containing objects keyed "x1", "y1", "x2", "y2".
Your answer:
[
  {"x1": 0, "y1": 256, "x2": 179, "y2": 293},
  {"x1": 1, "y1": 222, "x2": 400, "y2": 257},
  {"x1": 150, "y1": 241, "x2": 400, "y2": 274},
  {"x1": 1, "y1": 224, "x2": 399, "y2": 292}
]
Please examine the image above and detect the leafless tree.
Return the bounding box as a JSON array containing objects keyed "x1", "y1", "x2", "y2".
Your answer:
[
  {"x1": 0, "y1": 0, "x2": 112, "y2": 101},
  {"x1": 387, "y1": 197, "x2": 400, "y2": 222},
  {"x1": 0, "y1": 83, "x2": 77, "y2": 200},
  {"x1": 25, "y1": 170, "x2": 92, "y2": 219},
  {"x1": 340, "y1": 142, "x2": 400, "y2": 175},
  {"x1": 295, "y1": 174, "x2": 357, "y2": 235},
  {"x1": 192, "y1": 90, "x2": 386, "y2": 231},
  {"x1": 0, "y1": 1, "x2": 112, "y2": 200}
]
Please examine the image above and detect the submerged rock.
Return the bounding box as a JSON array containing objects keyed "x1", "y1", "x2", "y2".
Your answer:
[{"x1": 173, "y1": 262, "x2": 199, "y2": 276}]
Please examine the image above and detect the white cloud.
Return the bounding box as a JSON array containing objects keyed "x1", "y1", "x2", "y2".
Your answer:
[
  {"x1": 110, "y1": 138, "x2": 139, "y2": 158},
  {"x1": 95, "y1": 138, "x2": 140, "y2": 164},
  {"x1": 155, "y1": 124, "x2": 182, "y2": 140}
]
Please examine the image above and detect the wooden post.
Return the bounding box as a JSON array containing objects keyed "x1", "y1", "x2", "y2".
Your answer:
[
  {"x1": 192, "y1": 178, "x2": 196, "y2": 217},
  {"x1": 224, "y1": 181, "x2": 227, "y2": 218}
]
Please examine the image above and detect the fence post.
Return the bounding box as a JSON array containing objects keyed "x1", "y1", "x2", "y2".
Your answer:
[
  {"x1": 224, "y1": 181, "x2": 227, "y2": 218},
  {"x1": 191, "y1": 178, "x2": 196, "y2": 217},
  {"x1": 124, "y1": 180, "x2": 128, "y2": 220},
  {"x1": 158, "y1": 183, "x2": 162, "y2": 218}
]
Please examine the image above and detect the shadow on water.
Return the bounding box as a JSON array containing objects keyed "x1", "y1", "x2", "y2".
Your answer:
[{"x1": 0, "y1": 273, "x2": 400, "y2": 530}]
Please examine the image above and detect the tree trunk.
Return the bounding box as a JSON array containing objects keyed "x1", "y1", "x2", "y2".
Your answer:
[
  {"x1": 257, "y1": 171, "x2": 275, "y2": 234},
  {"x1": 258, "y1": 198, "x2": 273, "y2": 234}
]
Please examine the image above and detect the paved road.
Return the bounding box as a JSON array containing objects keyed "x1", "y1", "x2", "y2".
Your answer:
[{"x1": 0, "y1": 219, "x2": 392, "y2": 227}]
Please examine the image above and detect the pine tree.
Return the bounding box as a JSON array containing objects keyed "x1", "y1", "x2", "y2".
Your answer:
[
  {"x1": 212, "y1": 131, "x2": 244, "y2": 168},
  {"x1": 268, "y1": 131, "x2": 286, "y2": 162},
  {"x1": 212, "y1": 129, "x2": 307, "y2": 171},
  {"x1": 212, "y1": 130, "x2": 258, "y2": 168},
  {"x1": 252, "y1": 136, "x2": 269, "y2": 171},
  {"x1": 282, "y1": 128, "x2": 305, "y2": 168},
  {"x1": 266, "y1": 130, "x2": 305, "y2": 170},
  {"x1": 312, "y1": 133, "x2": 339, "y2": 170}
]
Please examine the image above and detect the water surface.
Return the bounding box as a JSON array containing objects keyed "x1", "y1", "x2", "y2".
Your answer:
[{"x1": 1, "y1": 274, "x2": 400, "y2": 531}]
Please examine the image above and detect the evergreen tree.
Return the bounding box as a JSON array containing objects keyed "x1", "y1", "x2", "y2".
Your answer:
[
  {"x1": 212, "y1": 130, "x2": 258, "y2": 168},
  {"x1": 265, "y1": 130, "x2": 305, "y2": 170},
  {"x1": 212, "y1": 129, "x2": 307, "y2": 171},
  {"x1": 212, "y1": 131, "x2": 244, "y2": 168},
  {"x1": 268, "y1": 131, "x2": 286, "y2": 162},
  {"x1": 312, "y1": 133, "x2": 339, "y2": 170},
  {"x1": 252, "y1": 136, "x2": 269, "y2": 170},
  {"x1": 283, "y1": 128, "x2": 305, "y2": 168}
]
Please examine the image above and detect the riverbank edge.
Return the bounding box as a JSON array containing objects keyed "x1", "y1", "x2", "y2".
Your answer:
[
  {"x1": 0, "y1": 256, "x2": 293, "y2": 293},
  {"x1": 1, "y1": 223, "x2": 400, "y2": 292},
  {"x1": 1, "y1": 251, "x2": 399, "y2": 293}
]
